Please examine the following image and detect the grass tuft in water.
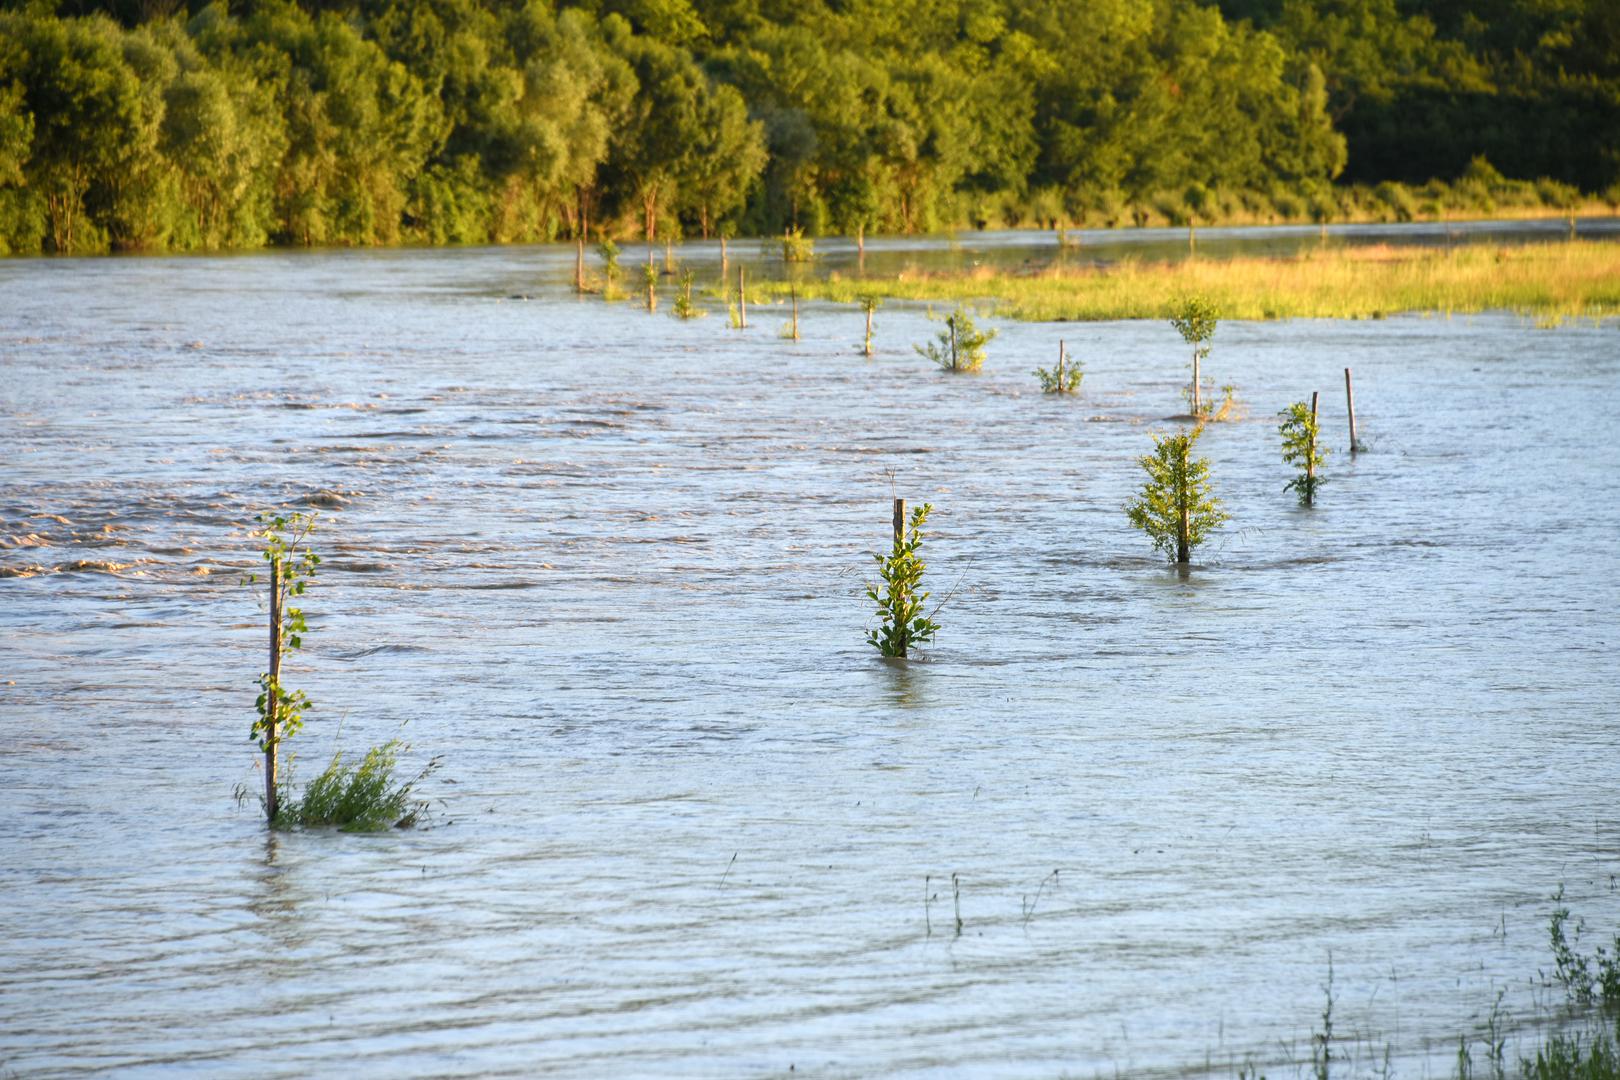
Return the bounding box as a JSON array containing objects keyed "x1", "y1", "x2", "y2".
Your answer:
[{"x1": 276, "y1": 739, "x2": 439, "y2": 832}]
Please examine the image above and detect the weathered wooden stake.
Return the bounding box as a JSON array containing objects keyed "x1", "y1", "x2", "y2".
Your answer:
[
  {"x1": 949, "y1": 316, "x2": 959, "y2": 371},
  {"x1": 265, "y1": 561, "x2": 281, "y2": 822},
  {"x1": 1057, "y1": 339, "x2": 1066, "y2": 391},
  {"x1": 1191, "y1": 343, "x2": 1202, "y2": 417},
  {"x1": 1344, "y1": 367, "x2": 1359, "y2": 455},
  {"x1": 739, "y1": 266, "x2": 747, "y2": 328},
  {"x1": 791, "y1": 283, "x2": 800, "y2": 341},
  {"x1": 864, "y1": 304, "x2": 874, "y2": 357},
  {"x1": 574, "y1": 236, "x2": 585, "y2": 293},
  {"x1": 1306, "y1": 390, "x2": 1320, "y2": 505},
  {"x1": 893, "y1": 497, "x2": 905, "y2": 544},
  {"x1": 720, "y1": 235, "x2": 728, "y2": 276}
]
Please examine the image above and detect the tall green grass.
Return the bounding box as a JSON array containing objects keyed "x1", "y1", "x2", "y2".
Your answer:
[{"x1": 275, "y1": 739, "x2": 438, "y2": 832}]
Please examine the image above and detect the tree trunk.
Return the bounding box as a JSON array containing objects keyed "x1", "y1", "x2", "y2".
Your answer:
[{"x1": 1306, "y1": 391, "x2": 1320, "y2": 505}]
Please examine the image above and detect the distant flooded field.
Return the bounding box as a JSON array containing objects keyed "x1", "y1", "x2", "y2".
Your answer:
[{"x1": 3, "y1": 223, "x2": 1618, "y2": 1077}]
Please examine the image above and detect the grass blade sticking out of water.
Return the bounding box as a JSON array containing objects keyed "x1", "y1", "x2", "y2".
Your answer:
[{"x1": 277, "y1": 739, "x2": 439, "y2": 832}]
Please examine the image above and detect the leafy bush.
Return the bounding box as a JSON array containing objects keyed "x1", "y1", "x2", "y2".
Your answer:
[
  {"x1": 673, "y1": 267, "x2": 704, "y2": 319},
  {"x1": 916, "y1": 305, "x2": 995, "y2": 373},
  {"x1": 1279, "y1": 400, "x2": 1327, "y2": 505},
  {"x1": 867, "y1": 503, "x2": 940, "y2": 658},
  {"x1": 781, "y1": 225, "x2": 813, "y2": 262},
  {"x1": 1125, "y1": 427, "x2": 1228, "y2": 563},
  {"x1": 1033, "y1": 342, "x2": 1082, "y2": 394}
]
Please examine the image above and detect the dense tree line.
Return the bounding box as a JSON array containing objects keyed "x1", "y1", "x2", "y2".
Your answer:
[{"x1": 0, "y1": 0, "x2": 1613, "y2": 255}]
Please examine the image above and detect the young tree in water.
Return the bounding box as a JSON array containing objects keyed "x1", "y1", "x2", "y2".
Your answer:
[
  {"x1": 1126, "y1": 427, "x2": 1228, "y2": 563},
  {"x1": 1171, "y1": 295, "x2": 1219, "y2": 417},
  {"x1": 247, "y1": 512, "x2": 320, "y2": 823},
  {"x1": 1279, "y1": 398, "x2": 1326, "y2": 505}
]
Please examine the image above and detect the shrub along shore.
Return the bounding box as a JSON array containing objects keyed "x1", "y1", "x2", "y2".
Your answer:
[{"x1": 766, "y1": 240, "x2": 1620, "y2": 323}]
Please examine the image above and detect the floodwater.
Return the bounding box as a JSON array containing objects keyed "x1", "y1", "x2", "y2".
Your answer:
[{"x1": 3, "y1": 224, "x2": 1619, "y2": 1078}]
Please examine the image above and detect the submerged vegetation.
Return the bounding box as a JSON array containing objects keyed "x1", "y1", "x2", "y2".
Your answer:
[
  {"x1": 788, "y1": 242, "x2": 1620, "y2": 323},
  {"x1": 915, "y1": 306, "x2": 995, "y2": 373},
  {"x1": 277, "y1": 739, "x2": 438, "y2": 832},
  {"x1": 1280, "y1": 400, "x2": 1327, "y2": 505},
  {"x1": 1033, "y1": 341, "x2": 1082, "y2": 395},
  {"x1": 867, "y1": 502, "x2": 940, "y2": 659},
  {"x1": 1125, "y1": 428, "x2": 1228, "y2": 564},
  {"x1": 243, "y1": 512, "x2": 437, "y2": 831}
]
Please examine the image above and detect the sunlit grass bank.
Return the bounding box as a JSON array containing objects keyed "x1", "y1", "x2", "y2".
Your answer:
[{"x1": 769, "y1": 241, "x2": 1620, "y2": 322}]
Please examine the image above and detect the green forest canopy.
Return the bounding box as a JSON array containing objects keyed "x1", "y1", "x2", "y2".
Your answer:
[{"x1": 0, "y1": 0, "x2": 1615, "y2": 254}]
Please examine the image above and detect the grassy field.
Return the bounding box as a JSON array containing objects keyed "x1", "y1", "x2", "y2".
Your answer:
[{"x1": 763, "y1": 240, "x2": 1620, "y2": 323}]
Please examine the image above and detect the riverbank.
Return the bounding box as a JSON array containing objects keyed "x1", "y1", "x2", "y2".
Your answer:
[{"x1": 764, "y1": 239, "x2": 1620, "y2": 322}]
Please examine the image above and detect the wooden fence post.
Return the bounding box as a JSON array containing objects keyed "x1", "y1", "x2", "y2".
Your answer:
[{"x1": 1345, "y1": 367, "x2": 1359, "y2": 454}]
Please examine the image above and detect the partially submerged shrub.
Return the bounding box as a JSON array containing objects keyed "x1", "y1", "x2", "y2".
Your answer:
[
  {"x1": 867, "y1": 502, "x2": 940, "y2": 658},
  {"x1": 858, "y1": 293, "x2": 881, "y2": 356},
  {"x1": 1548, "y1": 887, "x2": 1620, "y2": 1007},
  {"x1": 278, "y1": 739, "x2": 438, "y2": 832},
  {"x1": 1279, "y1": 399, "x2": 1326, "y2": 505},
  {"x1": 916, "y1": 305, "x2": 995, "y2": 373},
  {"x1": 781, "y1": 225, "x2": 813, "y2": 263},
  {"x1": 1125, "y1": 426, "x2": 1228, "y2": 563},
  {"x1": 673, "y1": 267, "x2": 704, "y2": 319},
  {"x1": 641, "y1": 260, "x2": 658, "y2": 312},
  {"x1": 1034, "y1": 341, "x2": 1082, "y2": 394}
]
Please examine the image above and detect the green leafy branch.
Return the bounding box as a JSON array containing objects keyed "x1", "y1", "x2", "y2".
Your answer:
[
  {"x1": 867, "y1": 503, "x2": 941, "y2": 658},
  {"x1": 246, "y1": 511, "x2": 320, "y2": 753},
  {"x1": 1279, "y1": 401, "x2": 1327, "y2": 504}
]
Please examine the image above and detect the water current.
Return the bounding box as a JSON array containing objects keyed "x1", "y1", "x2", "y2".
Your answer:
[{"x1": 3, "y1": 220, "x2": 1619, "y2": 1078}]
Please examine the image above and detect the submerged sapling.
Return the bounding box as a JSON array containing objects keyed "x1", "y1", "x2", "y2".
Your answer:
[
  {"x1": 916, "y1": 305, "x2": 995, "y2": 373},
  {"x1": 246, "y1": 511, "x2": 320, "y2": 823},
  {"x1": 673, "y1": 268, "x2": 704, "y2": 319},
  {"x1": 1125, "y1": 427, "x2": 1228, "y2": 563},
  {"x1": 1279, "y1": 398, "x2": 1326, "y2": 505},
  {"x1": 1034, "y1": 340, "x2": 1083, "y2": 394},
  {"x1": 867, "y1": 502, "x2": 940, "y2": 658},
  {"x1": 1171, "y1": 295, "x2": 1219, "y2": 417}
]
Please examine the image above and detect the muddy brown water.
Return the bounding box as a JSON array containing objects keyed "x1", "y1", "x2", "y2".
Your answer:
[{"x1": 3, "y1": 221, "x2": 1619, "y2": 1077}]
